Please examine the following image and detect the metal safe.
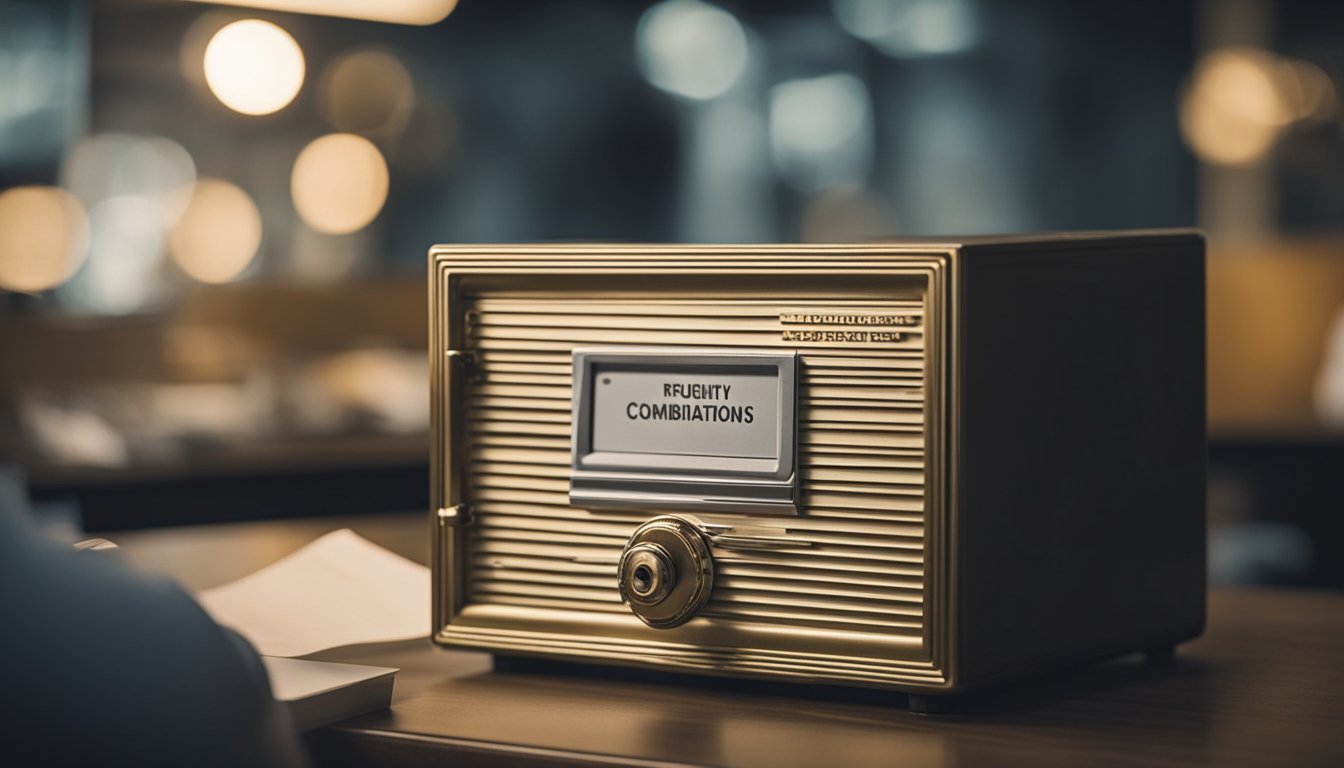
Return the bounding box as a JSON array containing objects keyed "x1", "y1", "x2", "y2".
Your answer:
[{"x1": 429, "y1": 233, "x2": 1206, "y2": 710}]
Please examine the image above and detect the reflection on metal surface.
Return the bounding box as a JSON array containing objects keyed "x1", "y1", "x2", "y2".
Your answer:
[
  {"x1": 0, "y1": 186, "x2": 88, "y2": 293},
  {"x1": 203, "y1": 19, "x2": 305, "y2": 116},
  {"x1": 291, "y1": 133, "x2": 390, "y2": 235}
]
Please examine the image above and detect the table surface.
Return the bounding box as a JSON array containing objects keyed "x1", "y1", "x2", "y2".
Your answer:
[{"x1": 112, "y1": 513, "x2": 1344, "y2": 768}]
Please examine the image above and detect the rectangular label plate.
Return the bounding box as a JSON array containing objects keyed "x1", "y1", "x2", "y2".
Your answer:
[{"x1": 570, "y1": 348, "x2": 799, "y2": 514}]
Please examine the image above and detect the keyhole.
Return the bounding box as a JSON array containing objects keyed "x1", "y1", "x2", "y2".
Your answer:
[{"x1": 633, "y1": 564, "x2": 653, "y2": 594}]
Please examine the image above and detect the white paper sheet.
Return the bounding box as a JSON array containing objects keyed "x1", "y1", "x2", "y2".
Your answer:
[
  {"x1": 260, "y1": 657, "x2": 397, "y2": 702},
  {"x1": 197, "y1": 529, "x2": 430, "y2": 657}
]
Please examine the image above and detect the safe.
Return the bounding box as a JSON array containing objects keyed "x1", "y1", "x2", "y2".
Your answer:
[{"x1": 429, "y1": 233, "x2": 1206, "y2": 710}]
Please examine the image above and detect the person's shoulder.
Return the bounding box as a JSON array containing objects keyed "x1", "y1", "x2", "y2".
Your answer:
[{"x1": 1, "y1": 534, "x2": 302, "y2": 767}]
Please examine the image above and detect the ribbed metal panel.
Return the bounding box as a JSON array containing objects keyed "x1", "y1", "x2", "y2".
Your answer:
[{"x1": 462, "y1": 294, "x2": 925, "y2": 638}]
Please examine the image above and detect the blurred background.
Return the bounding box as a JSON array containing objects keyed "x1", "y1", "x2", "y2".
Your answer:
[{"x1": 0, "y1": 0, "x2": 1340, "y2": 589}]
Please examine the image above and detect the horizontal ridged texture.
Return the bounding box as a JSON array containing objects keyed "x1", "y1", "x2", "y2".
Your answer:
[{"x1": 462, "y1": 294, "x2": 925, "y2": 638}]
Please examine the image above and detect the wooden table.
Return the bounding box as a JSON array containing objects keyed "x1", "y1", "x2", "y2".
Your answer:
[{"x1": 113, "y1": 514, "x2": 1344, "y2": 768}]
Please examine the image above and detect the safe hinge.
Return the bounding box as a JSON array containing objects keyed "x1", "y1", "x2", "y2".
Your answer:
[
  {"x1": 437, "y1": 504, "x2": 474, "y2": 527},
  {"x1": 445, "y1": 349, "x2": 484, "y2": 383}
]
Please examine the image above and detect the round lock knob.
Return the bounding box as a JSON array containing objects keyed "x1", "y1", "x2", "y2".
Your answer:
[
  {"x1": 623, "y1": 543, "x2": 675, "y2": 605},
  {"x1": 617, "y1": 516, "x2": 713, "y2": 629}
]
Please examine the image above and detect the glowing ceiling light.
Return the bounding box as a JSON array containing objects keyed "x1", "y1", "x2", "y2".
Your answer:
[
  {"x1": 203, "y1": 19, "x2": 305, "y2": 116},
  {"x1": 170, "y1": 179, "x2": 263, "y2": 284},
  {"x1": 180, "y1": 0, "x2": 458, "y2": 26},
  {"x1": 291, "y1": 133, "x2": 390, "y2": 235},
  {"x1": 0, "y1": 186, "x2": 89, "y2": 293},
  {"x1": 636, "y1": 0, "x2": 749, "y2": 101}
]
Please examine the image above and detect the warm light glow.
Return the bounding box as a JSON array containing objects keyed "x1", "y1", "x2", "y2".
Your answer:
[
  {"x1": 180, "y1": 0, "x2": 458, "y2": 26},
  {"x1": 636, "y1": 0, "x2": 749, "y2": 101},
  {"x1": 1282, "y1": 58, "x2": 1336, "y2": 122},
  {"x1": 203, "y1": 20, "x2": 305, "y2": 116},
  {"x1": 1180, "y1": 48, "x2": 1292, "y2": 167},
  {"x1": 1317, "y1": 307, "x2": 1344, "y2": 426},
  {"x1": 170, "y1": 179, "x2": 263, "y2": 284},
  {"x1": 312, "y1": 349, "x2": 429, "y2": 434},
  {"x1": 320, "y1": 48, "x2": 416, "y2": 135},
  {"x1": 0, "y1": 186, "x2": 89, "y2": 293},
  {"x1": 181, "y1": 11, "x2": 239, "y2": 88},
  {"x1": 291, "y1": 133, "x2": 389, "y2": 235}
]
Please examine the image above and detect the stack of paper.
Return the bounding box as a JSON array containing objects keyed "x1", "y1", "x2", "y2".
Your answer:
[
  {"x1": 195, "y1": 529, "x2": 431, "y2": 729},
  {"x1": 197, "y1": 528, "x2": 431, "y2": 657},
  {"x1": 261, "y1": 657, "x2": 397, "y2": 731}
]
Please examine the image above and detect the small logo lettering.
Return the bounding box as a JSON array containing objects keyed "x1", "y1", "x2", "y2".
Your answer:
[
  {"x1": 778, "y1": 313, "x2": 920, "y2": 327},
  {"x1": 780, "y1": 330, "x2": 905, "y2": 343},
  {"x1": 778, "y1": 310, "x2": 915, "y2": 344}
]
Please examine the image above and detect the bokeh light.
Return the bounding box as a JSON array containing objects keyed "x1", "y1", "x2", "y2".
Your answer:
[
  {"x1": 180, "y1": 0, "x2": 459, "y2": 26},
  {"x1": 291, "y1": 133, "x2": 389, "y2": 235},
  {"x1": 833, "y1": 0, "x2": 980, "y2": 58},
  {"x1": 636, "y1": 0, "x2": 749, "y2": 101},
  {"x1": 180, "y1": 10, "x2": 238, "y2": 88},
  {"x1": 170, "y1": 179, "x2": 263, "y2": 284},
  {"x1": 1317, "y1": 308, "x2": 1344, "y2": 427},
  {"x1": 0, "y1": 186, "x2": 89, "y2": 293},
  {"x1": 1181, "y1": 47, "x2": 1294, "y2": 167},
  {"x1": 63, "y1": 195, "x2": 166, "y2": 314},
  {"x1": 319, "y1": 48, "x2": 417, "y2": 136},
  {"x1": 62, "y1": 133, "x2": 196, "y2": 225},
  {"x1": 769, "y1": 73, "x2": 874, "y2": 191},
  {"x1": 57, "y1": 134, "x2": 200, "y2": 312},
  {"x1": 203, "y1": 19, "x2": 305, "y2": 115},
  {"x1": 1282, "y1": 58, "x2": 1336, "y2": 123}
]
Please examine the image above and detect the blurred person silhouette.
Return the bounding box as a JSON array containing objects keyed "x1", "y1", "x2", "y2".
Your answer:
[{"x1": 0, "y1": 468, "x2": 305, "y2": 767}]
